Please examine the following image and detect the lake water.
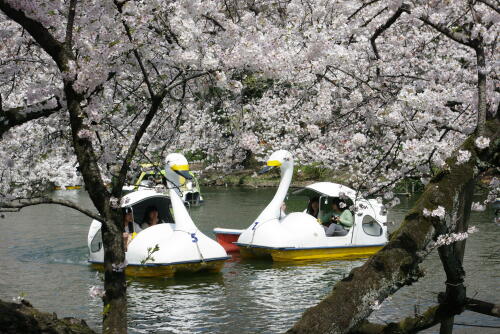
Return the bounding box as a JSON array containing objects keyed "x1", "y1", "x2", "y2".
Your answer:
[{"x1": 0, "y1": 187, "x2": 498, "y2": 333}]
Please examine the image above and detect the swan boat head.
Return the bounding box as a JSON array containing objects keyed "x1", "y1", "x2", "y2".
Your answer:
[
  {"x1": 259, "y1": 149, "x2": 294, "y2": 175},
  {"x1": 164, "y1": 152, "x2": 193, "y2": 190}
]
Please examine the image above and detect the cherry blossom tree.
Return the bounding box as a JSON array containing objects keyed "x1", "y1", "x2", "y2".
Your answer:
[
  {"x1": 0, "y1": 0, "x2": 498, "y2": 333},
  {"x1": 0, "y1": 0, "x2": 235, "y2": 332}
]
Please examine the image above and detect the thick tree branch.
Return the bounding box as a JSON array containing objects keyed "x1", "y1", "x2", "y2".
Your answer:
[
  {"x1": 347, "y1": 0, "x2": 381, "y2": 21},
  {"x1": 0, "y1": 0, "x2": 68, "y2": 70},
  {"x1": 436, "y1": 160, "x2": 475, "y2": 333},
  {"x1": 112, "y1": 70, "x2": 210, "y2": 196},
  {"x1": 370, "y1": 5, "x2": 408, "y2": 59},
  {"x1": 477, "y1": 0, "x2": 500, "y2": 15},
  {"x1": 354, "y1": 297, "x2": 500, "y2": 334},
  {"x1": 417, "y1": 15, "x2": 474, "y2": 48},
  {"x1": 0, "y1": 197, "x2": 103, "y2": 222},
  {"x1": 111, "y1": 97, "x2": 162, "y2": 197},
  {"x1": 288, "y1": 120, "x2": 500, "y2": 334},
  {"x1": 354, "y1": 305, "x2": 442, "y2": 334},
  {"x1": 65, "y1": 0, "x2": 78, "y2": 52},
  {"x1": 475, "y1": 44, "x2": 487, "y2": 135},
  {"x1": 0, "y1": 96, "x2": 63, "y2": 137}
]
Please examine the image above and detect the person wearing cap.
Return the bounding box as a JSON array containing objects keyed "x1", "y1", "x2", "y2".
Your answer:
[{"x1": 122, "y1": 207, "x2": 142, "y2": 250}]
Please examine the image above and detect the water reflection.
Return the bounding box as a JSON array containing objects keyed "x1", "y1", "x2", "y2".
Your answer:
[{"x1": 125, "y1": 256, "x2": 363, "y2": 334}]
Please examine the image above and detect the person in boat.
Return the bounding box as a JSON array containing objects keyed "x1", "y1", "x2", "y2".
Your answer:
[
  {"x1": 141, "y1": 205, "x2": 165, "y2": 229},
  {"x1": 324, "y1": 198, "x2": 353, "y2": 236},
  {"x1": 306, "y1": 197, "x2": 320, "y2": 218},
  {"x1": 123, "y1": 207, "x2": 142, "y2": 249},
  {"x1": 307, "y1": 197, "x2": 333, "y2": 223}
]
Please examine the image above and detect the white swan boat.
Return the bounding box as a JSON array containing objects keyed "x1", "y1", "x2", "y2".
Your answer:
[
  {"x1": 88, "y1": 153, "x2": 229, "y2": 277},
  {"x1": 231, "y1": 150, "x2": 388, "y2": 261}
]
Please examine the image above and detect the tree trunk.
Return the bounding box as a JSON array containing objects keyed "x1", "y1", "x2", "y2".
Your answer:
[
  {"x1": 475, "y1": 42, "x2": 487, "y2": 135},
  {"x1": 437, "y1": 176, "x2": 474, "y2": 334},
  {"x1": 64, "y1": 84, "x2": 128, "y2": 333},
  {"x1": 101, "y1": 211, "x2": 127, "y2": 334},
  {"x1": 438, "y1": 37, "x2": 489, "y2": 334}
]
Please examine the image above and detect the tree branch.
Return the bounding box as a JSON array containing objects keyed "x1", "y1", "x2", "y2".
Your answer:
[
  {"x1": 370, "y1": 5, "x2": 408, "y2": 59},
  {"x1": 417, "y1": 14, "x2": 474, "y2": 48},
  {"x1": 0, "y1": 0, "x2": 68, "y2": 70},
  {"x1": 114, "y1": 0, "x2": 156, "y2": 99},
  {"x1": 354, "y1": 297, "x2": 500, "y2": 334},
  {"x1": 65, "y1": 0, "x2": 78, "y2": 52},
  {"x1": 347, "y1": 0, "x2": 381, "y2": 21},
  {"x1": 477, "y1": 0, "x2": 500, "y2": 15},
  {"x1": 0, "y1": 96, "x2": 63, "y2": 137},
  {"x1": 0, "y1": 197, "x2": 103, "y2": 222},
  {"x1": 111, "y1": 70, "x2": 210, "y2": 195}
]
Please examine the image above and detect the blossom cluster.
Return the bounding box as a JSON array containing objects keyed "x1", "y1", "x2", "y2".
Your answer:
[
  {"x1": 0, "y1": 0, "x2": 498, "y2": 207},
  {"x1": 423, "y1": 206, "x2": 446, "y2": 219},
  {"x1": 89, "y1": 285, "x2": 105, "y2": 299},
  {"x1": 434, "y1": 226, "x2": 479, "y2": 247}
]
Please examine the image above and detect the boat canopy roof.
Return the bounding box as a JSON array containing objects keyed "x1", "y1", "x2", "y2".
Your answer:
[
  {"x1": 121, "y1": 190, "x2": 171, "y2": 223},
  {"x1": 291, "y1": 182, "x2": 357, "y2": 200},
  {"x1": 121, "y1": 190, "x2": 169, "y2": 207}
]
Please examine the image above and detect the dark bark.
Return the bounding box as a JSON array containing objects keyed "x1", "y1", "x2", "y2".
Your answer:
[
  {"x1": 436, "y1": 175, "x2": 474, "y2": 333},
  {"x1": 65, "y1": 0, "x2": 78, "y2": 52},
  {"x1": 0, "y1": 298, "x2": 96, "y2": 334},
  {"x1": 0, "y1": 197, "x2": 102, "y2": 221},
  {"x1": 288, "y1": 120, "x2": 500, "y2": 334},
  {"x1": 475, "y1": 43, "x2": 487, "y2": 135},
  {"x1": 354, "y1": 297, "x2": 500, "y2": 334},
  {"x1": 0, "y1": 0, "x2": 67, "y2": 70},
  {"x1": 0, "y1": 96, "x2": 63, "y2": 137},
  {"x1": 370, "y1": 5, "x2": 409, "y2": 59},
  {"x1": 464, "y1": 297, "x2": 500, "y2": 317},
  {"x1": 101, "y1": 210, "x2": 127, "y2": 334}
]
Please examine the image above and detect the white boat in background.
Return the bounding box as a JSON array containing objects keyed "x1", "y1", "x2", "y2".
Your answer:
[
  {"x1": 123, "y1": 163, "x2": 204, "y2": 205},
  {"x1": 88, "y1": 154, "x2": 229, "y2": 277},
  {"x1": 223, "y1": 150, "x2": 388, "y2": 261}
]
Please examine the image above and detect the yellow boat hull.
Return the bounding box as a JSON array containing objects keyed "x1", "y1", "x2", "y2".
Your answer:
[
  {"x1": 239, "y1": 245, "x2": 384, "y2": 261},
  {"x1": 90, "y1": 259, "x2": 226, "y2": 278}
]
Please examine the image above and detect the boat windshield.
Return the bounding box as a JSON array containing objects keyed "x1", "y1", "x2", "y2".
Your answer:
[
  {"x1": 317, "y1": 196, "x2": 354, "y2": 224},
  {"x1": 318, "y1": 196, "x2": 334, "y2": 224},
  {"x1": 130, "y1": 196, "x2": 174, "y2": 225}
]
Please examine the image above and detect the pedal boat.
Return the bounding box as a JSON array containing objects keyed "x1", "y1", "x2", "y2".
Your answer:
[
  {"x1": 234, "y1": 150, "x2": 388, "y2": 261},
  {"x1": 123, "y1": 163, "x2": 204, "y2": 205},
  {"x1": 87, "y1": 154, "x2": 229, "y2": 277}
]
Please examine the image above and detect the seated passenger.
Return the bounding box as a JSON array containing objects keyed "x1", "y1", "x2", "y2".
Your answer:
[
  {"x1": 140, "y1": 205, "x2": 165, "y2": 229},
  {"x1": 324, "y1": 198, "x2": 353, "y2": 236},
  {"x1": 306, "y1": 197, "x2": 320, "y2": 219},
  {"x1": 280, "y1": 202, "x2": 287, "y2": 218},
  {"x1": 122, "y1": 207, "x2": 142, "y2": 250}
]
